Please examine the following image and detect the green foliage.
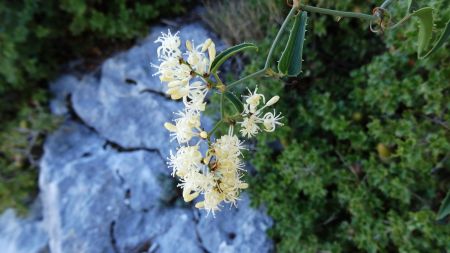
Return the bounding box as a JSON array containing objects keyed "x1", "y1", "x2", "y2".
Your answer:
[
  {"x1": 437, "y1": 191, "x2": 450, "y2": 221},
  {"x1": 0, "y1": 0, "x2": 191, "y2": 213},
  {"x1": 0, "y1": 91, "x2": 60, "y2": 214},
  {"x1": 207, "y1": 0, "x2": 450, "y2": 252},
  {"x1": 389, "y1": 2, "x2": 450, "y2": 59},
  {"x1": 0, "y1": 0, "x2": 189, "y2": 97}
]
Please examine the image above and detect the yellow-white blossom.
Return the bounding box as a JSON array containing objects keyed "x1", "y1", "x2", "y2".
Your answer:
[
  {"x1": 262, "y1": 110, "x2": 284, "y2": 132},
  {"x1": 154, "y1": 31, "x2": 216, "y2": 106},
  {"x1": 168, "y1": 145, "x2": 202, "y2": 177},
  {"x1": 243, "y1": 87, "x2": 265, "y2": 114},
  {"x1": 183, "y1": 81, "x2": 208, "y2": 111},
  {"x1": 154, "y1": 30, "x2": 181, "y2": 59},
  {"x1": 164, "y1": 109, "x2": 203, "y2": 144}
]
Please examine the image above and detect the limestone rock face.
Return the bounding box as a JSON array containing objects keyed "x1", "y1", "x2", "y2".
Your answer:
[{"x1": 0, "y1": 22, "x2": 273, "y2": 253}]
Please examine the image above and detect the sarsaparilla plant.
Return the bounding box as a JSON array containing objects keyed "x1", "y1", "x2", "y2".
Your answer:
[{"x1": 153, "y1": 0, "x2": 449, "y2": 215}]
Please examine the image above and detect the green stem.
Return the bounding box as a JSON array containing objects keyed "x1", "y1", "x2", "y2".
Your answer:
[
  {"x1": 213, "y1": 72, "x2": 223, "y2": 85},
  {"x1": 300, "y1": 4, "x2": 378, "y2": 21},
  {"x1": 380, "y1": 0, "x2": 395, "y2": 9},
  {"x1": 226, "y1": 4, "x2": 377, "y2": 91},
  {"x1": 299, "y1": 4, "x2": 378, "y2": 21},
  {"x1": 209, "y1": 119, "x2": 224, "y2": 137},
  {"x1": 387, "y1": 13, "x2": 413, "y2": 30},
  {"x1": 220, "y1": 92, "x2": 225, "y2": 119},
  {"x1": 227, "y1": 7, "x2": 298, "y2": 90},
  {"x1": 227, "y1": 69, "x2": 266, "y2": 89}
]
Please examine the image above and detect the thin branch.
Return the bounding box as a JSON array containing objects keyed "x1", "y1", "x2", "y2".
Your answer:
[
  {"x1": 227, "y1": 7, "x2": 298, "y2": 90},
  {"x1": 209, "y1": 119, "x2": 224, "y2": 137},
  {"x1": 220, "y1": 92, "x2": 225, "y2": 119},
  {"x1": 299, "y1": 4, "x2": 378, "y2": 21},
  {"x1": 227, "y1": 69, "x2": 267, "y2": 89},
  {"x1": 226, "y1": 4, "x2": 378, "y2": 91},
  {"x1": 380, "y1": 0, "x2": 396, "y2": 9}
]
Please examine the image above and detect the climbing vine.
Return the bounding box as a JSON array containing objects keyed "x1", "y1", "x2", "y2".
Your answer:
[{"x1": 154, "y1": 0, "x2": 449, "y2": 214}]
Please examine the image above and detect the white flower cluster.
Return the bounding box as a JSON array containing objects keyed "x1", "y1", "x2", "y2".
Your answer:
[
  {"x1": 239, "y1": 87, "x2": 284, "y2": 138},
  {"x1": 153, "y1": 30, "x2": 214, "y2": 111},
  {"x1": 153, "y1": 30, "x2": 283, "y2": 214},
  {"x1": 167, "y1": 129, "x2": 248, "y2": 214}
]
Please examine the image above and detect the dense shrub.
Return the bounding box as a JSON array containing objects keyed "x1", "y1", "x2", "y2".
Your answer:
[
  {"x1": 0, "y1": 0, "x2": 191, "y2": 213},
  {"x1": 208, "y1": 0, "x2": 450, "y2": 252},
  {"x1": 0, "y1": 0, "x2": 191, "y2": 100}
]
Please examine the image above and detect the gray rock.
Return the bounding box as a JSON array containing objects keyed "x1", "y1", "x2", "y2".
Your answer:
[
  {"x1": 0, "y1": 209, "x2": 48, "y2": 253},
  {"x1": 0, "y1": 22, "x2": 273, "y2": 253},
  {"x1": 71, "y1": 74, "x2": 180, "y2": 158},
  {"x1": 197, "y1": 195, "x2": 273, "y2": 253}
]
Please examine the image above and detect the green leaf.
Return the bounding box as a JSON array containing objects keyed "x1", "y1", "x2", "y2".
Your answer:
[
  {"x1": 210, "y1": 43, "x2": 258, "y2": 73},
  {"x1": 224, "y1": 92, "x2": 244, "y2": 113},
  {"x1": 410, "y1": 7, "x2": 433, "y2": 58},
  {"x1": 278, "y1": 11, "x2": 308, "y2": 77},
  {"x1": 437, "y1": 190, "x2": 450, "y2": 221},
  {"x1": 422, "y1": 20, "x2": 450, "y2": 59},
  {"x1": 392, "y1": 6, "x2": 449, "y2": 59}
]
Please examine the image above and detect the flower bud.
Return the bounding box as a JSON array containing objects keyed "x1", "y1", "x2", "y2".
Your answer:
[
  {"x1": 239, "y1": 183, "x2": 249, "y2": 189},
  {"x1": 200, "y1": 131, "x2": 208, "y2": 139},
  {"x1": 183, "y1": 191, "x2": 199, "y2": 202},
  {"x1": 201, "y1": 38, "x2": 212, "y2": 52},
  {"x1": 266, "y1": 96, "x2": 280, "y2": 107},
  {"x1": 186, "y1": 40, "x2": 193, "y2": 51},
  {"x1": 164, "y1": 122, "x2": 177, "y2": 132},
  {"x1": 208, "y1": 42, "x2": 216, "y2": 64},
  {"x1": 195, "y1": 201, "x2": 205, "y2": 208}
]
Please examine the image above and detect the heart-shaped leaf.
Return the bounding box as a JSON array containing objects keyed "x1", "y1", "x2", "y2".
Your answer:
[{"x1": 210, "y1": 43, "x2": 258, "y2": 73}]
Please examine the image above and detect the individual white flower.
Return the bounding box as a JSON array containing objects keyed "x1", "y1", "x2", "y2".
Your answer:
[
  {"x1": 168, "y1": 145, "x2": 202, "y2": 177},
  {"x1": 262, "y1": 110, "x2": 284, "y2": 132},
  {"x1": 243, "y1": 87, "x2": 265, "y2": 114},
  {"x1": 153, "y1": 57, "x2": 192, "y2": 84},
  {"x1": 239, "y1": 114, "x2": 262, "y2": 138},
  {"x1": 180, "y1": 171, "x2": 214, "y2": 202},
  {"x1": 218, "y1": 171, "x2": 248, "y2": 205},
  {"x1": 164, "y1": 109, "x2": 203, "y2": 144},
  {"x1": 199, "y1": 190, "x2": 223, "y2": 215},
  {"x1": 183, "y1": 81, "x2": 208, "y2": 111},
  {"x1": 213, "y1": 128, "x2": 245, "y2": 160},
  {"x1": 154, "y1": 30, "x2": 181, "y2": 59}
]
